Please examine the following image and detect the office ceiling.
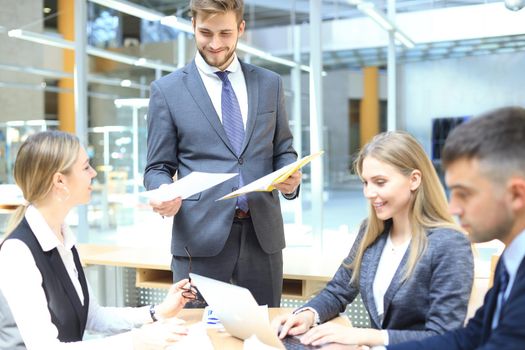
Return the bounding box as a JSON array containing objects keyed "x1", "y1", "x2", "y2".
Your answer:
[
  {"x1": 252, "y1": 33, "x2": 525, "y2": 74},
  {"x1": 121, "y1": 0, "x2": 524, "y2": 72},
  {"x1": 128, "y1": 1, "x2": 502, "y2": 28},
  {"x1": 17, "y1": 0, "x2": 525, "y2": 76}
]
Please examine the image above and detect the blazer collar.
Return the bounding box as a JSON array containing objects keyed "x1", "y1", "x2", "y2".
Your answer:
[
  {"x1": 183, "y1": 61, "x2": 235, "y2": 155},
  {"x1": 361, "y1": 232, "x2": 388, "y2": 328},
  {"x1": 182, "y1": 59, "x2": 258, "y2": 157},
  {"x1": 381, "y1": 241, "x2": 411, "y2": 326},
  {"x1": 239, "y1": 60, "x2": 258, "y2": 156},
  {"x1": 361, "y1": 227, "x2": 412, "y2": 328}
]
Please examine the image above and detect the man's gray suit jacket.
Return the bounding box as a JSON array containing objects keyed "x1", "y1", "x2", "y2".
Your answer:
[
  {"x1": 144, "y1": 60, "x2": 297, "y2": 258},
  {"x1": 304, "y1": 222, "x2": 474, "y2": 345}
]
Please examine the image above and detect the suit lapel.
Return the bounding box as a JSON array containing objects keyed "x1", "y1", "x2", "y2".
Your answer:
[
  {"x1": 480, "y1": 260, "x2": 505, "y2": 342},
  {"x1": 382, "y1": 241, "x2": 411, "y2": 327},
  {"x1": 239, "y1": 61, "x2": 258, "y2": 156},
  {"x1": 47, "y1": 248, "x2": 85, "y2": 334},
  {"x1": 362, "y1": 233, "x2": 388, "y2": 328},
  {"x1": 182, "y1": 61, "x2": 237, "y2": 156}
]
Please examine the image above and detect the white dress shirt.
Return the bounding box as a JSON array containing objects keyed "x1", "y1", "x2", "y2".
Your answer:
[
  {"x1": 194, "y1": 51, "x2": 249, "y2": 129},
  {"x1": 0, "y1": 205, "x2": 151, "y2": 349},
  {"x1": 372, "y1": 234, "x2": 411, "y2": 346}
]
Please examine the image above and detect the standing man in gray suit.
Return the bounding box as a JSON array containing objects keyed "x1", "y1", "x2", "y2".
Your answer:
[{"x1": 144, "y1": 0, "x2": 301, "y2": 307}]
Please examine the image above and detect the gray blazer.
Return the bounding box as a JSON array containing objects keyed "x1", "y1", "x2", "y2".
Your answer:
[
  {"x1": 304, "y1": 221, "x2": 474, "y2": 345},
  {"x1": 144, "y1": 60, "x2": 297, "y2": 257}
]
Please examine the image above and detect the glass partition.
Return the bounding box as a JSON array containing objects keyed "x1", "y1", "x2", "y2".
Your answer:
[{"x1": 0, "y1": 120, "x2": 59, "y2": 184}]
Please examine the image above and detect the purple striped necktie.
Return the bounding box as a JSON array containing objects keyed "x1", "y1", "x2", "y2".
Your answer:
[{"x1": 216, "y1": 70, "x2": 249, "y2": 212}]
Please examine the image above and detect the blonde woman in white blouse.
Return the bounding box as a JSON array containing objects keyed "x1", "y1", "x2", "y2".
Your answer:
[{"x1": 0, "y1": 131, "x2": 193, "y2": 349}]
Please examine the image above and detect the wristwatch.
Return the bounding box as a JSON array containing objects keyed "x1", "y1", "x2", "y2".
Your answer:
[{"x1": 149, "y1": 304, "x2": 158, "y2": 322}]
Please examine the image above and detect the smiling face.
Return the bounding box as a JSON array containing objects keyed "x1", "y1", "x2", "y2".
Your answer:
[
  {"x1": 446, "y1": 157, "x2": 514, "y2": 244},
  {"x1": 361, "y1": 156, "x2": 420, "y2": 223},
  {"x1": 192, "y1": 10, "x2": 245, "y2": 70},
  {"x1": 60, "y1": 147, "x2": 97, "y2": 206}
]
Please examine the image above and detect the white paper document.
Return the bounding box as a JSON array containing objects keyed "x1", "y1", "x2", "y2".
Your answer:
[{"x1": 141, "y1": 171, "x2": 238, "y2": 202}]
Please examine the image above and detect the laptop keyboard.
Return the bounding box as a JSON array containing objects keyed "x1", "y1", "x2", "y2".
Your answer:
[{"x1": 282, "y1": 336, "x2": 323, "y2": 350}]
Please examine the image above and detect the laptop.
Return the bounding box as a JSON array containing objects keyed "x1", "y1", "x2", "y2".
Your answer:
[{"x1": 190, "y1": 273, "x2": 324, "y2": 350}]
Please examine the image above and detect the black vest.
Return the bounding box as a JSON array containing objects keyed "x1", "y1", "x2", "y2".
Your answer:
[{"x1": 1, "y1": 218, "x2": 89, "y2": 342}]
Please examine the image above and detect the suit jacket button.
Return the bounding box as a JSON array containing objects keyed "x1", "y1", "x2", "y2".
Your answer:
[{"x1": 238, "y1": 157, "x2": 244, "y2": 165}]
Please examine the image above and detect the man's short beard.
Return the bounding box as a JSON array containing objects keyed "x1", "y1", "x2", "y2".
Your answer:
[{"x1": 198, "y1": 40, "x2": 238, "y2": 69}]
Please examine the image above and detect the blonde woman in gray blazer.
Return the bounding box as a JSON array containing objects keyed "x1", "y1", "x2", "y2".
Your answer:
[{"x1": 274, "y1": 131, "x2": 474, "y2": 348}]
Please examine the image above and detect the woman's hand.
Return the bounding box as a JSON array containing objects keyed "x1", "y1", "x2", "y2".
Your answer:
[
  {"x1": 301, "y1": 324, "x2": 384, "y2": 347},
  {"x1": 154, "y1": 279, "x2": 193, "y2": 320},
  {"x1": 271, "y1": 310, "x2": 315, "y2": 339},
  {"x1": 132, "y1": 319, "x2": 188, "y2": 349}
]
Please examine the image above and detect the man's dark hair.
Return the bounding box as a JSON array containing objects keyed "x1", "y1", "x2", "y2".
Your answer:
[{"x1": 442, "y1": 106, "x2": 525, "y2": 179}]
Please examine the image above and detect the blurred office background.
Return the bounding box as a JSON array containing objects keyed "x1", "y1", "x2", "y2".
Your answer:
[{"x1": 1, "y1": 0, "x2": 523, "y2": 253}]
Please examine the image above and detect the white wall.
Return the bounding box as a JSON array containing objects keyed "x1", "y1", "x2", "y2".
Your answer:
[
  {"x1": 397, "y1": 51, "x2": 525, "y2": 153},
  {"x1": 280, "y1": 51, "x2": 525, "y2": 187},
  {"x1": 282, "y1": 68, "x2": 388, "y2": 186}
]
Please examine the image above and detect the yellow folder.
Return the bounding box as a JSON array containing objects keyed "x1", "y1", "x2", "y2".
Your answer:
[{"x1": 217, "y1": 151, "x2": 324, "y2": 200}]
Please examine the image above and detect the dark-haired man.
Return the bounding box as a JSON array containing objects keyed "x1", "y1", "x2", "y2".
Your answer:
[{"x1": 385, "y1": 106, "x2": 525, "y2": 349}]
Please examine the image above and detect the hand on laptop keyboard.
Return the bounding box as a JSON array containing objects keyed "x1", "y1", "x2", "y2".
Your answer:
[{"x1": 272, "y1": 310, "x2": 316, "y2": 339}]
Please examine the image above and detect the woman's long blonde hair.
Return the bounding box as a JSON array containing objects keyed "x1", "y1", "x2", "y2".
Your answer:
[
  {"x1": 3, "y1": 131, "x2": 80, "y2": 238},
  {"x1": 349, "y1": 131, "x2": 460, "y2": 283}
]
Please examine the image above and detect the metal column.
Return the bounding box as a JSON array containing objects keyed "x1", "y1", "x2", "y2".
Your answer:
[
  {"x1": 309, "y1": 0, "x2": 324, "y2": 245},
  {"x1": 291, "y1": 2, "x2": 303, "y2": 225},
  {"x1": 75, "y1": 0, "x2": 88, "y2": 241},
  {"x1": 387, "y1": 0, "x2": 397, "y2": 131}
]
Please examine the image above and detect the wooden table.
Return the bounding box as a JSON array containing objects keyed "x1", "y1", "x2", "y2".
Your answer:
[
  {"x1": 175, "y1": 307, "x2": 352, "y2": 349},
  {"x1": 78, "y1": 244, "x2": 345, "y2": 300}
]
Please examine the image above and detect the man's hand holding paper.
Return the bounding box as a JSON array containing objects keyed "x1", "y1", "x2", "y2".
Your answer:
[
  {"x1": 218, "y1": 151, "x2": 323, "y2": 200},
  {"x1": 142, "y1": 172, "x2": 238, "y2": 217},
  {"x1": 150, "y1": 185, "x2": 183, "y2": 217},
  {"x1": 274, "y1": 170, "x2": 302, "y2": 195}
]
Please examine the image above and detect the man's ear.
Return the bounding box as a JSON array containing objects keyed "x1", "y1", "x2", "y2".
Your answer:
[
  {"x1": 238, "y1": 20, "x2": 245, "y2": 37},
  {"x1": 508, "y1": 177, "x2": 525, "y2": 212},
  {"x1": 410, "y1": 169, "x2": 422, "y2": 191},
  {"x1": 191, "y1": 17, "x2": 195, "y2": 31}
]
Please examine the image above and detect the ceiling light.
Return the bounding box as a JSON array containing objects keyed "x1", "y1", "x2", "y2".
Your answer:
[
  {"x1": 43, "y1": 7, "x2": 52, "y2": 14},
  {"x1": 120, "y1": 79, "x2": 132, "y2": 87},
  {"x1": 114, "y1": 98, "x2": 150, "y2": 108},
  {"x1": 134, "y1": 57, "x2": 147, "y2": 66},
  {"x1": 394, "y1": 31, "x2": 415, "y2": 48},
  {"x1": 504, "y1": 0, "x2": 525, "y2": 11},
  {"x1": 349, "y1": 0, "x2": 415, "y2": 49},
  {"x1": 88, "y1": 0, "x2": 163, "y2": 21},
  {"x1": 159, "y1": 16, "x2": 193, "y2": 33},
  {"x1": 357, "y1": 3, "x2": 393, "y2": 31},
  {"x1": 8, "y1": 29, "x2": 178, "y2": 72},
  {"x1": 8, "y1": 29, "x2": 74, "y2": 50}
]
